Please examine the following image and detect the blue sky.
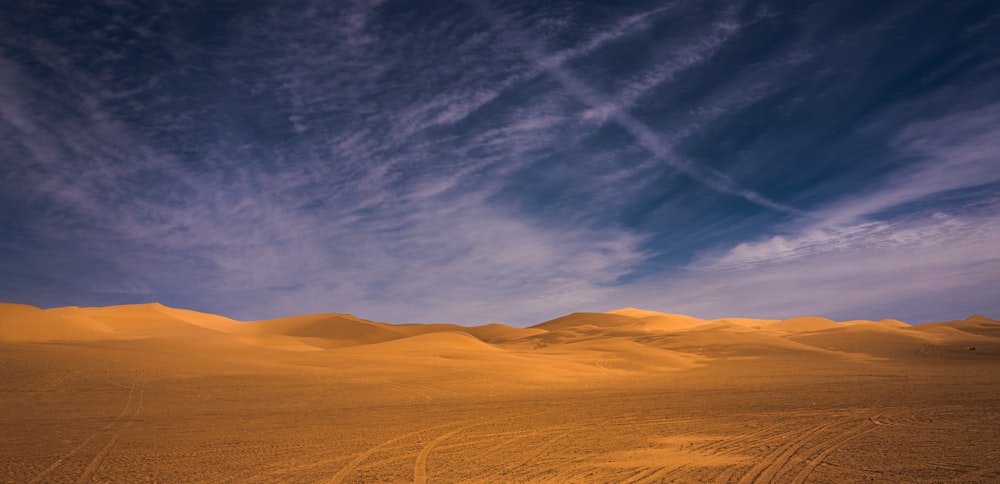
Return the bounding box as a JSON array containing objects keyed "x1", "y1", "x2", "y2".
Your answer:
[{"x1": 1, "y1": 0, "x2": 998, "y2": 325}]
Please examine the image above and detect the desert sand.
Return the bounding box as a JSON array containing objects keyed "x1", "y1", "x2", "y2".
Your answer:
[{"x1": 1, "y1": 302, "x2": 999, "y2": 483}]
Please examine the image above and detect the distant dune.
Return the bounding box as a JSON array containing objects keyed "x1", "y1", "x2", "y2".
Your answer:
[
  {"x1": 2, "y1": 302, "x2": 996, "y2": 360},
  {"x1": 2, "y1": 302, "x2": 999, "y2": 482},
  {"x1": 0, "y1": 303, "x2": 114, "y2": 343}
]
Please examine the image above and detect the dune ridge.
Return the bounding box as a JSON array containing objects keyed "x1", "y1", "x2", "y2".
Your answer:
[{"x1": 2, "y1": 302, "x2": 996, "y2": 361}]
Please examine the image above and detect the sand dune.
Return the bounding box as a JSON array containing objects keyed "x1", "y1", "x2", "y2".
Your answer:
[
  {"x1": 0, "y1": 303, "x2": 113, "y2": 342},
  {"x1": 532, "y1": 311, "x2": 642, "y2": 331},
  {"x1": 5, "y1": 301, "x2": 995, "y2": 364},
  {"x1": 458, "y1": 323, "x2": 547, "y2": 343},
  {"x1": 609, "y1": 308, "x2": 712, "y2": 332},
  {"x1": 45, "y1": 303, "x2": 235, "y2": 340},
  {"x1": 342, "y1": 331, "x2": 503, "y2": 355},
  {"x1": 605, "y1": 307, "x2": 669, "y2": 318},
  {"x1": 235, "y1": 334, "x2": 326, "y2": 352},
  {"x1": 533, "y1": 337, "x2": 705, "y2": 372},
  {"x1": 917, "y1": 314, "x2": 1000, "y2": 337},
  {"x1": 789, "y1": 323, "x2": 941, "y2": 359},
  {"x1": 244, "y1": 313, "x2": 405, "y2": 347},
  {"x1": 761, "y1": 316, "x2": 842, "y2": 333},
  {"x1": 2, "y1": 302, "x2": 998, "y2": 482}
]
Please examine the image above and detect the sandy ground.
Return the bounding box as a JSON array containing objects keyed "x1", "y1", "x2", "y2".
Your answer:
[{"x1": 2, "y1": 303, "x2": 999, "y2": 483}]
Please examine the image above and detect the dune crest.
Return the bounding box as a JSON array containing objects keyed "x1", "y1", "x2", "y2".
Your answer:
[
  {"x1": 763, "y1": 316, "x2": 841, "y2": 333},
  {"x1": 4, "y1": 301, "x2": 991, "y2": 363},
  {"x1": 41, "y1": 302, "x2": 241, "y2": 340},
  {"x1": 0, "y1": 303, "x2": 114, "y2": 342},
  {"x1": 606, "y1": 307, "x2": 672, "y2": 318},
  {"x1": 916, "y1": 314, "x2": 1000, "y2": 338},
  {"x1": 343, "y1": 331, "x2": 503, "y2": 354}
]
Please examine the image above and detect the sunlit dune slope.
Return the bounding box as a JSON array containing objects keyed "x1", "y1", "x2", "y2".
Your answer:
[
  {"x1": 606, "y1": 307, "x2": 711, "y2": 332},
  {"x1": 241, "y1": 314, "x2": 549, "y2": 350},
  {"x1": 338, "y1": 331, "x2": 502, "y2": 356},
  {"x1": 2, "y1": 301, "x2": 244, "y2": 342},
  {"x1": 46, "y1": 302, "x2": 238, "y2": 340},
  {"x1": 529, "y1": 311, "x2": 710, "y2": 341},
  {"x1": 389, "y1": 322, "x2": 547, "y2": 343},
  {"x1": 633, "y1": 320, "x2": 867, "y2": 360},
  {"x1": 460, "y1": 323, "x2": 548, "y2": 343},
  {"x1": 532, "y1": 312, "x2": 644, "y2": 331},
  {"x1": 532, "y1": 337, "x2": 705, "y2": 372},
  {"x1": 838, "y1": 318, "x2": 910, "y2": 328},
  {"x1": 917, "y1": 314, "x2": 1000, "y2": 337},
  {"x1": 760, "y1": 316, "x2": 841, "y2": 333},
  {"x1": 244, "y1": 313, "x2": 405, "y2": 348},
  {"x1": 788, "y1": 323, "x2": 942, "y2": 359},
  {"x1": 605, "y1": 307, "x2": 667, "y2": 318},
  {"x1": 0, "y1": 303, "x2": 113, "y2": 342}
]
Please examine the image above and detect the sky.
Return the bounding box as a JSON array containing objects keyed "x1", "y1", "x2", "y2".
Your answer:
[{"x1": 1, "y1": 0, "x2": 998, "y2": 326}]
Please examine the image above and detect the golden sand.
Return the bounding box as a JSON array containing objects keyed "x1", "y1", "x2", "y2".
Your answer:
[{"x1": 2, "y1": 303, "x2": 998, "y2": 482}]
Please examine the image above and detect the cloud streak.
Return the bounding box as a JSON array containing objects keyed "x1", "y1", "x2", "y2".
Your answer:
[
  {"x1": 468, "y1": 0, "x2": 805, "y2": 216},
  {"x1": 813, "y1": 102, "x2": 1000, "y2": 226}
]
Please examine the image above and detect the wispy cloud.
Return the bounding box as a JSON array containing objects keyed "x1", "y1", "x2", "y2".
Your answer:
[
  {"x1": 580, "y1": 5, "x2": 750, "y2": 123},
  {"x1": 637, "y1": 104, "x2": 1000, "y2": 323},
  {"x1": 467, "y1": 0, "x2": 804, "y2": 216},
  {"x1": 538, "y1": 3, "x2": 678, "y2": 69},
  {"x1": 1, "y1": 0, "x2": 996, "y2": 325},
  {"x1": 652, "y1": 211, "x2": 1000, "y2": 324},
  {"x1": 701, "y1": 101, "x2": 1000, "y2": 272},
  {"x1": 813, "y1": 102, "x2": 1000, "y2": 226},
  {"x1": 1, "y1": 0, "x2": 663, "y2": 323}
]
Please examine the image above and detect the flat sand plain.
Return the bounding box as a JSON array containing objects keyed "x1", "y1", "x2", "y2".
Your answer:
[{"x1": 2, "y1": 303, "x2": 999, "y2": 483}]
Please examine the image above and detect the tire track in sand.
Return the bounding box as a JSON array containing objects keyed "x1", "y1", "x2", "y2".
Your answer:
[
  {"x1": 74, "y1": 376, "x2": 147, "y2": 483},
  {"x1": 336, "y1": 419, "x2": 578, "y2": 478},
  {"x1": 737, "y1": 420, "x2": 839, "y2": 484},
  {"x1": 30, "y1": 373, "x2": 146, "y2": 484},
  {"x1": 413, "y1": 423, "x2": 480, "y2": 484},
  {"x1": 627, "y1": 419, "x2": 809, "y2": 483},
  {"x1": 790, "y1": 420, "x2": 878, "y2": 484},
  {"x1": 40, "y1": 370, "x2": 73, "y2": 391},
  {"x1": 328, "y1": 421, "x2": 469, "y2": 483}
]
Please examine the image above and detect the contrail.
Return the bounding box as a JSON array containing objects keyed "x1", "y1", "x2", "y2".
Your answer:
[{"x1": 467, "y1": 0, "x2": 805, "y2": 216}]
